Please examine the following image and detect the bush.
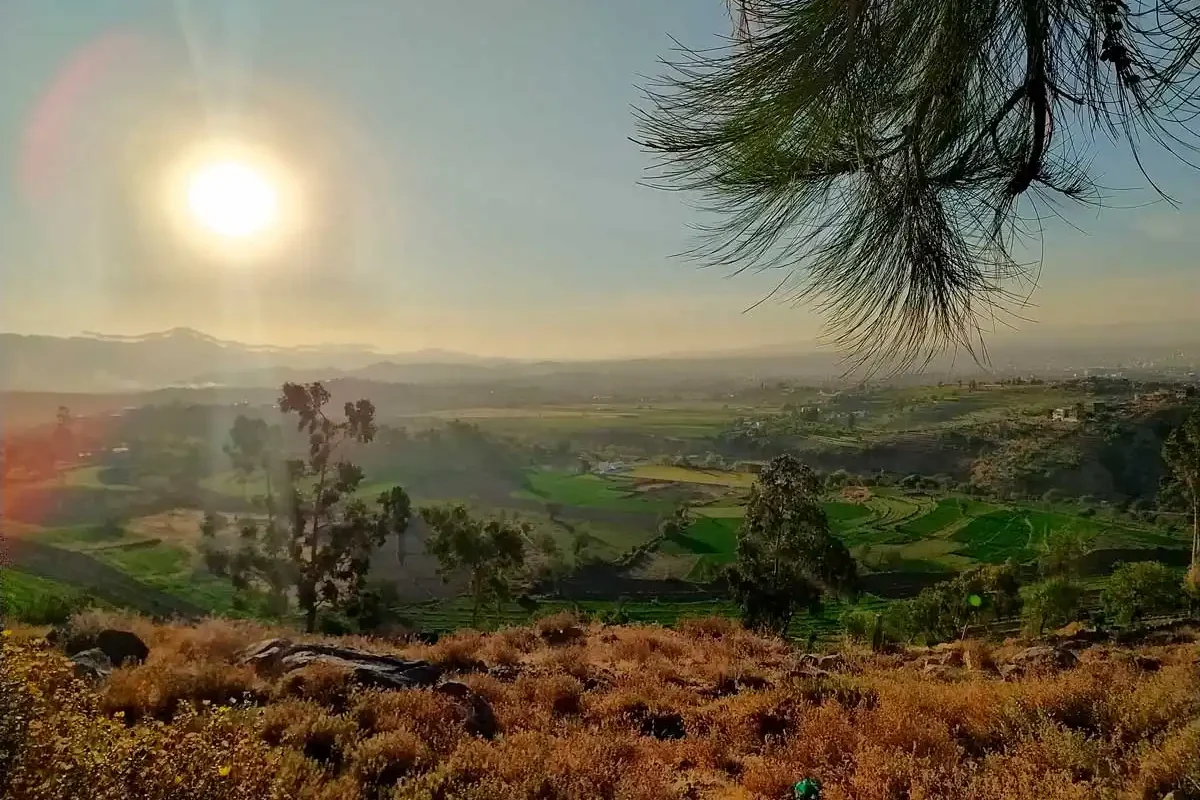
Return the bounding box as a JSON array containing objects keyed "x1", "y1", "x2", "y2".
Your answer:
[
  {"x1": 1021, "y1": 578, "x2": 1083, "y2": 636},
  {"x1": 886, "y1": 564, "x2": 1022, "y2": 644},
  {"x1": 1101, "y1": 562, "x2": 1184, "y2": 626},
  {"x1": 12, "y1": 592, "x2": 93, "y2": 627}
]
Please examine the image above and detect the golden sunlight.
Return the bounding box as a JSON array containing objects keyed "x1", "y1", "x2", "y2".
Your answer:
[{"x1": 186, "y1": 160, "x2": 279, "y2": 239}]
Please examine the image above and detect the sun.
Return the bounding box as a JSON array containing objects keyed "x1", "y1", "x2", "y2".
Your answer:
[{"x1": 186, "y1": 160, "x2": 279, "y2": 239}]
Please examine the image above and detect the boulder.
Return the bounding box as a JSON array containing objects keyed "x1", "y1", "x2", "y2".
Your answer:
[
  {"x1": 797, "y1": 653, "x2": 846, "y2": 672},
  {"x1": 435, "y1": 681, "x2": 497, "y2": 739},
  {"x1": 921, "y1": 662, "x2": 955, "y2": 680},
  {"x1": 70, "y1": 648, "x2": 113, "y2": 682},
  {"x1": 1005, "y1": 645, "x2": 1079, "y2": 675},
  {"x1": 238, "y1": 639, "x2": 442, "y2": 690},
  {"x1": 54, "y1": 629, "x2": 148, "y2": 668}
]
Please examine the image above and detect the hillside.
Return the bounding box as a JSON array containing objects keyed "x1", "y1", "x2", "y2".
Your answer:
[{"x1": 3, "y1": 613, "x2": 1199, "y2": 799}]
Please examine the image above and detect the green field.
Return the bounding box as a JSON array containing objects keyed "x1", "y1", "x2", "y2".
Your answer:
[
  {"x1": 91, "y1": 543, "x2": 243, "y2": 615},
  {"x1": 0, "y1": 570, "x2": 83, "y2": 620},
  {"x1": 516, "y1": 470, "x2": 672, "y2": 513},
  {"x1": 897, "y1": 499, "x2": 966, "y2": 537}
]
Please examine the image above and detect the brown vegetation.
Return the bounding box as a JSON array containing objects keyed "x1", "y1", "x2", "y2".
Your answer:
[{"x1": 3, "y1": 613, "x2": 1200, "y2": 799}]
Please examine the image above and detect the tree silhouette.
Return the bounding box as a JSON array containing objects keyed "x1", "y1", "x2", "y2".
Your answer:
[
  {"x1": 422, "y1": 504, "x2": 528, "y2": 628},
  {"x1": 213, "y1": 382, "x2": 411, "y2": 631},
  {"x1": 639, "y1": 1, "x2": 1200, "y2": 372},
  {"x1": 728, "y1": 454, "x2": 857, "y2": 635}
]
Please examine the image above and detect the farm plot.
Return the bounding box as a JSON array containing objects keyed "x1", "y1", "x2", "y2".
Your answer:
[
  {"x1": 952, "y1": 510, "x2": 1054, "y2": 563},
  {"x1": 0, "y1": 569, "x2": 83, "y2": 619},
  {"x1": 628, "y1": 465, "x2": 757, "y2": 488},
  {"x1": 865, "y1": 494, "x2": 930, "y2": 527},
  {"x1": 825, "y1": 501, "x2": 873, "y2": 528},
  {"x1": 516, "y1": 471, "x2": 668, "y2": 514},
  {"x1": 896, "y1": 499, "x2": 966, "y2": 538},
  {"x1": 92, "y1": 542, "x2": 244, "y2": 615}
]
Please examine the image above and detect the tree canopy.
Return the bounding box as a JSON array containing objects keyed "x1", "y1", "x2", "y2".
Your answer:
[
  {"x1": 639, "y1": 0, "x2": 1200, "y2": 372},
  {"x1": 728, "y1": 454, "x2": 857, "y2": 635}
]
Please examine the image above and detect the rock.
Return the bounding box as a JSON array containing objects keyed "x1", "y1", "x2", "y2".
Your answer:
[
  {"x1": 797, "y1": 653, "x2": 845, "y2": 672},
  {"x1": 56, "y1": 629, "x2": 148, "y2": 668},
  {"x1": 921, "y1": 663, "x2": 955, "y2": 680},
  {"x1": 1006, "y1": 645, "x2": 1078, "y2": 674},
  {"x1": 997, "y1": 663, "x2": 1022, "y2": 681},
  {"x1": 237, "y1": 639, "x2": 442, "y2": 690},
  {"x1": 70, "y1": 648, "x2": 113, "y2": 682},
  {"x1": 435, "y1": 681, "x2": 497, "y2": 739}
]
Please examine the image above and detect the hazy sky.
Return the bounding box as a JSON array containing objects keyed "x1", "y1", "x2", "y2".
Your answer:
[{"x1": 0, "y1": 1, "x2": 1197, "y2": 359}]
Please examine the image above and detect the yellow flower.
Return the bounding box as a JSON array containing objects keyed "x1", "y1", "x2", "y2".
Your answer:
[
  {"x1": 218, "y1": 766, "x2": 231, "y2": 777},
  {"x1": 1, "y1": 630, "x2": 11, "y2": 637}
]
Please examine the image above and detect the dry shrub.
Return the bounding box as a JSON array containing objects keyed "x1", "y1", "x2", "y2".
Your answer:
[
  {"x1": 350, "y1": 688, "x2": 464, "y2": 753},
  {"x1": 9, "y1": 618, "x2": 1200, "y2": 800},
  {"x1": 538, "y1": 644, "x2": 594, "y2": 683},
  {"x1": 609, "y1": 626, "x2": 690, "y2": 664},
  {"x1": 497, "y1": 626, "x2": 540, "y2": 653},
  {"x1": 65, "y1": 608, "x2": 156, "y2": 641},
  {"x1": 691, "y1": 689, "x2": 804, "y2": 752},
  {"x1": 100, "y1": 659, "x2": 265, "y2": 721},
  {"x1": 533, "y1": 611, "x2": 585, "y2": 645},
  {"x1": 1111, "y1": 663, "x2": 1200, "y2": 743},
  {"x1": 515, "y1": 672, "x2": 584, "y2": 717},
  {"x1": 273, "y1": 661, "x2": 354, "y2": 711},
  {"x1": 164, "y1": 618, "x2": 269, "y2": 663},
  {"x1": 1132, "y1": 719, "x2": 1200, "y2": 800},
  {"x1": 478, "y1": 636, "x2": 522, "y2": 668},
  {"x1": 351, "y1": 728, "x2": 431, "y2": 789},
  {"x1": 1, "y1": 639, "x2": 325, "y2": 800},
  {"x1": 425, "y1": 631, "x2": 486, "y2": 672},
  {"x1": 261, "y1": 700, "x2": 358, "y2": 768},
  {"x1": 740, "y1": 755, "x2": 797, "y2": 799},
  {"x1": 678, "y1": 615, "x2": 741, "y2": 640}
]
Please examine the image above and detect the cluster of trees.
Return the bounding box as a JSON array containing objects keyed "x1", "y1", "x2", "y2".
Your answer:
[
  {"x1": 845, "y1": 527, "x2": 1195, "y2": 647},
  {"x1": 200, "y1": 382, "x2": 556, "y2": 633}
]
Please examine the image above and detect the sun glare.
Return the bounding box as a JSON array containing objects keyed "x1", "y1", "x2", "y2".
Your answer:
[{"x1": 186, "y1": 160, "x2": 279, "y2": 239}]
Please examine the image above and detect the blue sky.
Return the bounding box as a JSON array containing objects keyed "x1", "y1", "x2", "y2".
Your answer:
[{"x1": 0, "y1": 1, "x2": 1196, "y2": 358}]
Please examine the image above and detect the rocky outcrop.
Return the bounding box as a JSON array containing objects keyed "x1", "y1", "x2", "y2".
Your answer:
[
  {"x1": 999, "y1": 645, "x2": 1079, "y2": 679},
  {"x1": 70, "y1": 649, "x2": 113, "y2": 681},
  {"x1": 238, "y1": 639, "x2": 442, "y2": 690}
]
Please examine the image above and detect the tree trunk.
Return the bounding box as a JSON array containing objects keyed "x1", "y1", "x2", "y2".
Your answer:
[
  {"x1": 304, "y1": 597, "x2": 318, "y2": 634},
  {"x1": 1192, "y1": 498, "x2": 1198, "y2": 569}
]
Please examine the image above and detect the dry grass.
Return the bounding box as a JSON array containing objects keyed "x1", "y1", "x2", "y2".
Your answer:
[{"x1": 3, "y1": 614, "x2": 1200, "y2": 799}]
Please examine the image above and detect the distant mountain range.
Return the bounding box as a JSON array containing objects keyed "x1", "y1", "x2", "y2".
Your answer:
[
  {"x1": 0, "y1": 325, "x2": 1195, "y2": 394},
  {"x1": 0, "y1": 328, "x2": 518, "y2": 393}
]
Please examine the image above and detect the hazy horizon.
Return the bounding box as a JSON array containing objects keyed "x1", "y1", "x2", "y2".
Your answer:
[{"x1": 1, "y1": 2, "x2": 1198, "y2": 361}]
